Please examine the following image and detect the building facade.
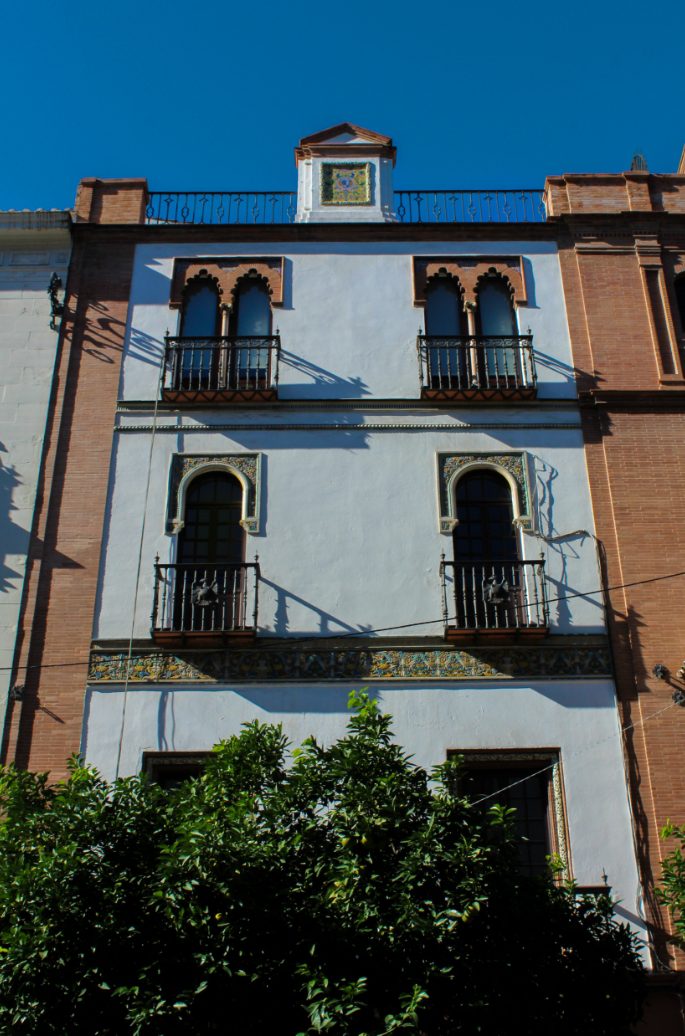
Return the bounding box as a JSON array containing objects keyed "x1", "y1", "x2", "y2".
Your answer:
[
  {"x1": 0, "y1": 210, "x2": 70, "y2": 740},
  {"x1": 6, "y1": 126, "x2": 684, "y2": 1030}
]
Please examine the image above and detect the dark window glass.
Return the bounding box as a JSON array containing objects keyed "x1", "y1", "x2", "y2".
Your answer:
[
  {"x1": 453, "y1": 470, "x2": 518, "y2": 562},
  {"x1": 235, "y1": 280, "x2": 272, "y2": 336},
  {"x1": 460, "y1": 762, "x2": 553, "y2": 876},
  {"x1": 232, "y1": 280, "x2": 272, "y2": 386},
  {"x1": 674, "y1": 274, "x2": 685, "y2": 336},
  {"x1": 425, "y1": 278, "x2": 464, "y2": 336},
  {"x1": 425, "y1": 279, "x2": 466, "y2": 387},
  {"x1": 179, "y1": 472, "x2": 244, "y2": 566},
  {"x1": 477, "y1": 278, "x2": 516, "y2": 336},
  {"x1": 144, "y1": 752, "x2": 209, "y2": 789},
  {"x1": 180, "y1": 281, "x2": 220, "y2": 337}
]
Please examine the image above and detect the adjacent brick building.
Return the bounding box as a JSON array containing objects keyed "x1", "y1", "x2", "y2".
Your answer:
[{"x1": 546, "y1": 162, "x2": 685, "y2": 1031}]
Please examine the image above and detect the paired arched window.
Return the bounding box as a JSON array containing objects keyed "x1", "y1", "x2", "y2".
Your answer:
[
  {"x1": 423, "y1": 273, "x2": 519, "y2": 390},
  {"x1": 176, "y1": 275, "x2": 273, "y2": 391}
]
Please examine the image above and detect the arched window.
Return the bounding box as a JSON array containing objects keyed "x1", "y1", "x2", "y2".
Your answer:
[
  {"x1": 477, "y1": 277, "x2": 517, "y2": 337},
  {"x1": 425, "y1": 276, "x2": 465, "y2": 336},
  {"x1": 231, "y1": 277, "x2": 273, "y2": 388},
  {"x1": 476, "y1": 276, "x2": 519, "y2": 385},
  {"x1": 175, "y1": 471, "x2": 246, "y2": 631},
  {"x1": 424, "y1": 276, "x2": 466, "y2": 388},
  {"x1": 452, "y1": 469, "x2": 521, "y2": 630},
  {"x1": 674, "y1": 273, "x2": 685, "y2": 336},
  {"x1": 180, "y1": 279, "x2": 220, "y2": 336},
  {"x1": 453, "y1": 470, "x2": 518, "y2": 563},
  {"x1": 177, "y1": 279, "x2": 220, "y2": 389}
]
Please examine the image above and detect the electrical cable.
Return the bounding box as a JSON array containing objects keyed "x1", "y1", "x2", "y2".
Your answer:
[
  {"x1": 5, "y1": 564, "x2": 685, "y2": 674},
  {"x1": 471, "y1": 699, "x2": 680, "y2": 809}
]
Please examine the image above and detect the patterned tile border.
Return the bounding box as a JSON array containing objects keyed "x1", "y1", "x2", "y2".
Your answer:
[{"x1": 89, "y1": 643, "x2": 611, "y2": 684}]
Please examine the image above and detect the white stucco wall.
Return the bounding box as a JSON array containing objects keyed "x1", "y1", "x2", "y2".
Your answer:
[
  {"x1": 121, "y1": 240, "x2": 577, "y2": 402},
  {"x1": 0, "y1": 215, "x2": 71, "y2": 711},
  {"x1": 82, "y1": 678, "x2": 646, "y2": 951},
  {"x1": 94, "y1": 415, "x2": 603, "y2": 640}
]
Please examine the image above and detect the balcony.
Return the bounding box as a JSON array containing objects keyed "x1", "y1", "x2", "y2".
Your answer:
[
  {"x1": 162, "y1": 337, "x2": 280, "y2": 404},
  {"x1": 151, "y1": 561, "x2": 260, "y2": 646},
  {"x1": 145, "y1": 189, "x2": 546, "y2": 225},
  {"x1": 441, "y1": 559, "x2": 548, "y2": 641},
  {"x1": 418, "y1": 336, "x2": 537, "y2": 401}
]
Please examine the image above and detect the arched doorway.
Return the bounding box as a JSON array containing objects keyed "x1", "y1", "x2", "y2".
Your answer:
[
  {"x1": 175, "y1": 471, "x2": 246, "y2": 632},
  {"x1": 452, "y1": 469, "x2": 521, "y2": 630}
]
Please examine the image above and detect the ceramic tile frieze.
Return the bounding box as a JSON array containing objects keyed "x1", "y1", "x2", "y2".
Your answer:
[
  {"x1": 438, "y1": 452, "x2": 532, "y2": 533},
  {"x1": 89, "y1": 644, "x2": 611, "y2": 683},
  {"x1": 168, "y1": 453, "x2": 260, "y2": 534}
]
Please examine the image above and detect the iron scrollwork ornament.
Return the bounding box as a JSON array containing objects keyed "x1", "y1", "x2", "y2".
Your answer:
[
  {"x1": 191, "y1": 576, "x2": 221, "y2": 609},
  {"x1": 482, "y1": 576, "x2": 510, "y2": 605}
]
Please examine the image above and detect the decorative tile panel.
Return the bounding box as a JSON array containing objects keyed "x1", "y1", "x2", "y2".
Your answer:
[
  {"x1": 321, "y1": 163, "x2": 372, "y2": 206},
  {"x1": 89, "y1": 643, "x2": 611, "y2": 683},
  {"x1": 437, "y1": 452, "x2": 533, "y2": 533},
  {"x1": 168, "y1": 453, "x2": 261, "y2": 534}
]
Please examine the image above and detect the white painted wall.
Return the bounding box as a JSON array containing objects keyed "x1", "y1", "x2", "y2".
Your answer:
[
  {"x1": 82, "y1": 678, "x2": 646, "y2": 953},
  {"x1": 121, "y1": 240, "x2": 577, "y2": 402},
  {"x1": 95, "y1": 416, "x2": 603, "y2": 640},
  {"x1": 0, "y1": 215, "x2": 70, "y2": 711}
]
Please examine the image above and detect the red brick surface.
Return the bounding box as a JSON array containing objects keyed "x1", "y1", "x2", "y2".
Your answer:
[
  {"x1": 556, "y1": 181, "x2": 685, "y2": 1031},
  {"x1": 2, "y1": 224, "x2": 138, "y2": 779}
]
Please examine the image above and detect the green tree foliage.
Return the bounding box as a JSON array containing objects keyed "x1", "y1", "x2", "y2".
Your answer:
[
  {"x1": 659, "y1": 821, "x2": 685, "y2": 946},
  {"x1": 0, "y1": 693, "x2": 643, "y2": 1034}
]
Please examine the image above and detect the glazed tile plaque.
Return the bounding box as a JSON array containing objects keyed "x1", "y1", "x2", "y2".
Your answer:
[{"x1": 321, "y1": 163, "x2": 372, "y2": 206}]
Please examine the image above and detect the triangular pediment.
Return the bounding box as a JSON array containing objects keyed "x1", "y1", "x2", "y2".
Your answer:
[{"x1": 298, "y1": 123, "x2": 393, "y2": 147}]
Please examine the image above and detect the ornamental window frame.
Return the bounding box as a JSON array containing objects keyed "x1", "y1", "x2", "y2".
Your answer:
[
  {"x1": 436, "y1": 452, "x2": 535, "y2": 535},
  {"x1": 166, "y1": 453, "x2": 263, "y2": 536}
]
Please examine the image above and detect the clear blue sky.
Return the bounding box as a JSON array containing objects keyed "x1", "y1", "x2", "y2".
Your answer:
[{"x1": 4, "y1": 0, "x2": 683, "y2": 211}]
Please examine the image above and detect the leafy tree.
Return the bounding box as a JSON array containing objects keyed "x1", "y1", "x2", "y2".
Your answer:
[
  {"x1": 0, "y1": 692, "x2": 643, "y2": 1035},
  {"x1": 659, "y1": 821, "x2": 685, "y2": 946}
]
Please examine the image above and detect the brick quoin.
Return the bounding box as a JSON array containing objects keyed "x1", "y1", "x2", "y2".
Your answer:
[
  {"x1": 550, "y1": 169, "x2": 685, "y2": 1034},
  {"x1": 2, "y1": 180, "x2": 148, "y2": 780}
]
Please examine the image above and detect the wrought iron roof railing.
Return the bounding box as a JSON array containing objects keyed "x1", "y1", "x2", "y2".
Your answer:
[{"x1": 145, "y1": 189, "x2": 546, "y2": 225}]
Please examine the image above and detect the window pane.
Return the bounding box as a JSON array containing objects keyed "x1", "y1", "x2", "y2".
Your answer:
[
  {"x1": 235, "y1": 281, "x2": 271, "y2": 336},
  {"x1": 425, "y1": 279, "x2": 463, "y2": 335},
  {"x1": 478, "y1": 279, "x2": 516, "y2": 336},
  {"x1": 181, "y1": 283, "x2": 219, "y2": 337},
  {"x1": 461, "y1": 763, "x2": 552, "y2": 876}
]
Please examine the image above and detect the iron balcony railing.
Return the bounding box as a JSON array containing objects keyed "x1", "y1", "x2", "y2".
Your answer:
[
  {"x1": 151, "y1": 561, "x2": 260, "y2": 636},
  {"x1": 441, "y1": 559, "x2": 548, "y2": 633},
  {"x1": 417, "y1": 335, "x2": 536, "y2": 396},
  {"x1": 146, "y1": 192, "x2": 298, "y2": 225},
  {"x1": 163, "y1": 336, "x2": 280, "y2": 396},
  {"x1": 145, "y1": 189, "x2": 546, "y2": 225}
]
